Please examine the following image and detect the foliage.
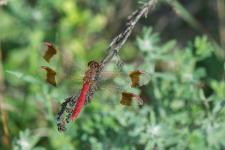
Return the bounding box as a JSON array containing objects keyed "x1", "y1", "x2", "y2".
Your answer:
[{"x1": 0, "y1": 0, "x2": 225, "y2": 150}]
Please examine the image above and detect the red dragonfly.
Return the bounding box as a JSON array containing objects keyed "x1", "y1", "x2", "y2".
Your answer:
[
  {"x1": 41, "y1": 42, "x2": 149, "y2": 132},
  {"x1": 40, "y1": 0, "x2": 156, "y2": 132}
]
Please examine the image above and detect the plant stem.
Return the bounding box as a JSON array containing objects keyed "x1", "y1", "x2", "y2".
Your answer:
[
  {"x1": 0, "y1": 45, "x2": 10, "y2": 149},
  {"x1": 101, "y1": 0, "x2": 158, "y2": 66}
]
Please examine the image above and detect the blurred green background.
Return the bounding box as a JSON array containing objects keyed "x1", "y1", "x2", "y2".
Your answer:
[{"x1": 1, "y1": 0, "x2": 225, "y2": 149}]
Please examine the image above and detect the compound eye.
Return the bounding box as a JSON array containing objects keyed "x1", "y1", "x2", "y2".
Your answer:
[
  {"x1": 88, "y1": 61, "x2": 94, "y2": 67},
  {"x1": 88, "y1": 60, "x2": 99, "y2": 68}
]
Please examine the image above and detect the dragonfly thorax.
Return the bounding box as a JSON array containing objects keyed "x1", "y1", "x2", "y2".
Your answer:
[{"x1": 83, "y1": 60, "x2": 101, "y2": 84}]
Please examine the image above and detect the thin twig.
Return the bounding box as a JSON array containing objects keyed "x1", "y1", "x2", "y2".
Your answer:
[{"x1": 100, "y1": 0, "x2": 157, "y2": 66}]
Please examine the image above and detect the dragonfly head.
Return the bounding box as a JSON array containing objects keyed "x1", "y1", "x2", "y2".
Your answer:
[{"x1": 88, "y1": 60, "x2": 100, "y2": 69}]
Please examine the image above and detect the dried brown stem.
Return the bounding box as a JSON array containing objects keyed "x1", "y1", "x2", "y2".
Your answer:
[{"x1": 100, "y1": 0, "x2": 157, "y2": 66}]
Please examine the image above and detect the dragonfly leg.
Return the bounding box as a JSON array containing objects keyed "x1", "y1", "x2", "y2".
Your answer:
[
  {"x1": 85, "y1": 83, "x2": 98, "y2": 104},
  {"x1": 115, "y1": 53, "x2": 125, "y2": 71}
]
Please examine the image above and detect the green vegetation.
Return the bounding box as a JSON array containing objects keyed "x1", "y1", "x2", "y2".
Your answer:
[{"x1": 1, "y1": 0, "x2": 225, "y2": 149}]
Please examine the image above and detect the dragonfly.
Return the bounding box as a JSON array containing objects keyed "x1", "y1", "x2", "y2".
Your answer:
[
  {"x1": 40, "y1": 0, "x2": 155, "y2": 131},
  {"x1": 41, "y1": 42, "x2": 150, "y2": 132}
]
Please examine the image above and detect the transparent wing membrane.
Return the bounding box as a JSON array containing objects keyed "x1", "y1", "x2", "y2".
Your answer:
[{"x1": 120, "y1": 92, "x2": 143, "y2": 106}]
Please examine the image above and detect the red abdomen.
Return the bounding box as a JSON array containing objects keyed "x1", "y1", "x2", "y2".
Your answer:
[{"x1": 71, "y1": 83, "x2": 90, "y2": 121}]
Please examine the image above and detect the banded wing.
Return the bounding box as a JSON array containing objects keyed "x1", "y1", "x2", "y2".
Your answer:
[
  {"x1": 43, "y1": 42, "x2": 57, "y2": 62},
  {"x1": 99, "y1": 64, "x2": 151, "y2": 106},
  {"x1": 41, "y1": 66, "x2": 57, "y2": 86},
  {"x1": 129, "y1": 70, "x2": 145, "y2": 87},
  {"x1": 120, "y1": 92, "x2": 143, "y2": 106}
]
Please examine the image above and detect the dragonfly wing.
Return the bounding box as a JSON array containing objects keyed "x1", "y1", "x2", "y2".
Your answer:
[
  {"x1": 120, "y1": 92, "x2": 133, "y2": 106},
  {"x1": 43, "y1": 42, "x2": 57, "y2": 62},
  {"x1": 41, "y1": 66, "x2": 57, "y2": 86},
  {"x1": 129, "y1": 70, "x2": 151, "y2": 87},
  {"x1": 120, "y1": 92, "x2": 143, "y2": 106},
  {"x1": 101, "y1": 65, "x2": 151, "y2": 88}
]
